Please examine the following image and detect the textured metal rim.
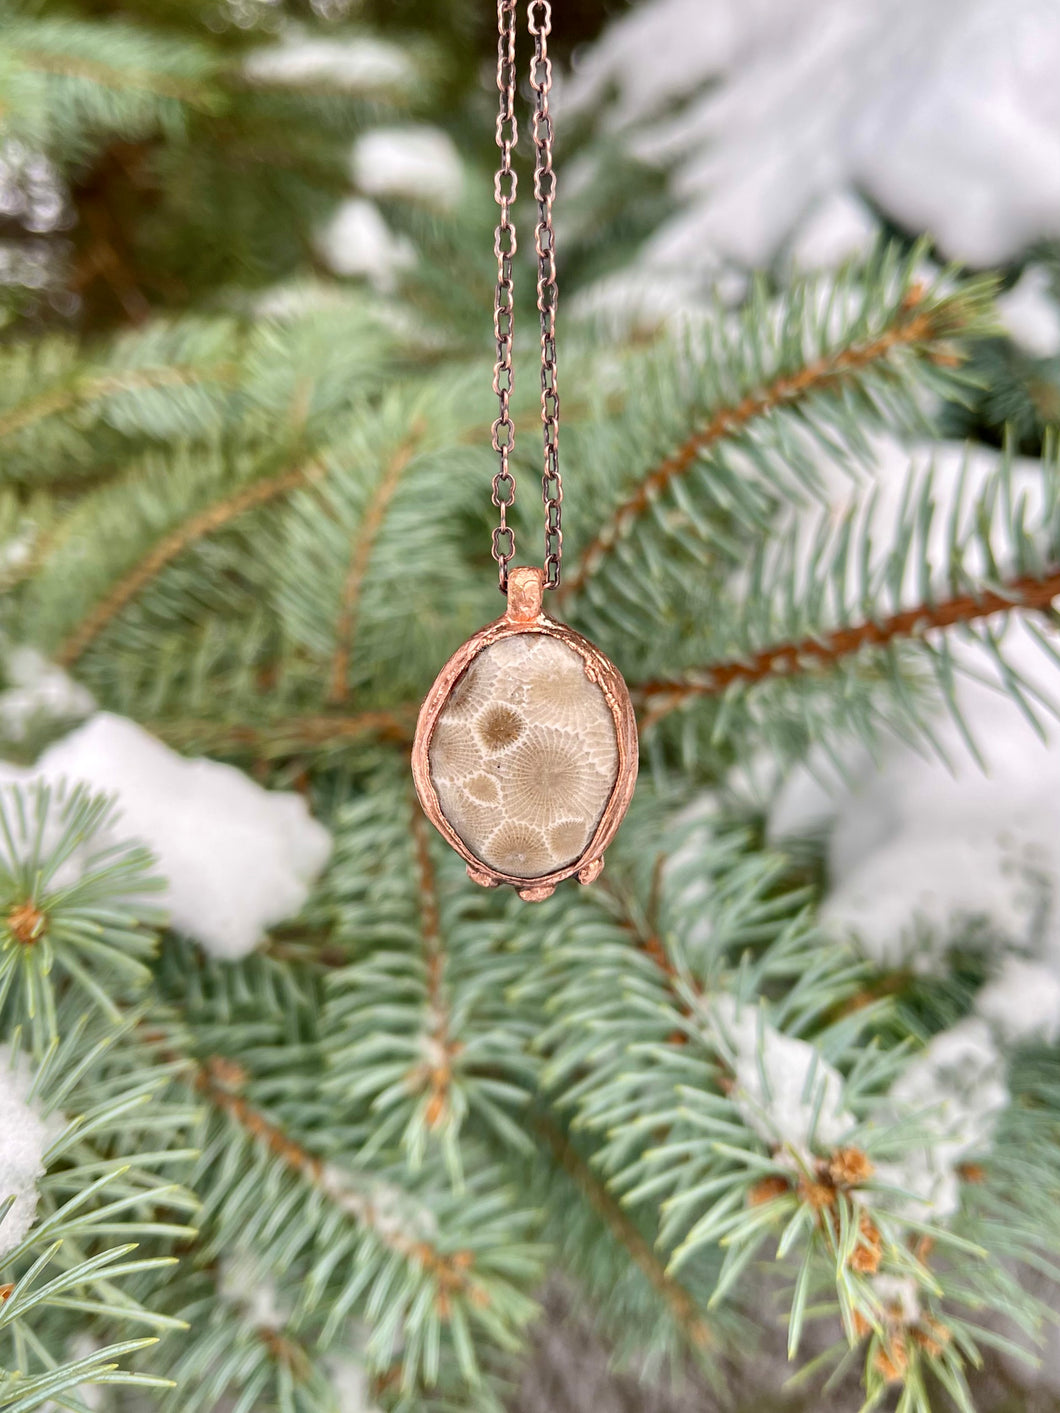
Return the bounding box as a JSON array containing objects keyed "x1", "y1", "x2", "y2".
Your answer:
[{"x1": 411, "y1": 573, "x2": 638, "y2": 899}]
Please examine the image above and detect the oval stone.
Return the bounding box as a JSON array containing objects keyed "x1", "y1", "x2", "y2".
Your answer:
[{"x1": 428, "y1": 633, "x2": 620, "y2": 878}]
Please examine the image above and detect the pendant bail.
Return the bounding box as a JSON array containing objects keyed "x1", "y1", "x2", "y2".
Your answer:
[{"x1": 505, "y1": 565, "x2": 545, "y2": 623}]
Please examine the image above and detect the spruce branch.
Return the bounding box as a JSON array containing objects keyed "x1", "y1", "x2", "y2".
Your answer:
[
  {"x1": 534, "y1": 1116, "x2": 713, "y2": 1353},
  {"x1": 320, "y1": 775, "x2": 537, "y2": 1173},
  {"x1": 561, "y1": 275, "x2": 989, "y2": 601},
  {"x1": 147, "y1": 710, "x2": 416, "y2": 759},
  {"x1": 637, "y1": 569, "x2": 1060, "y2": 726},
  {"x1": 0, "y1": 365, "x2": 235, "y2": 447},
  {"x1": 191, "y1": 1057, "x2": 482, "y2": 1299},
  {"x1": 56, "y1": 460, "x2": 322, "y2": 668},
  {"x1": 328, "y1": 429, "x2": 424, "y2": 705},
  {"x1": 0, "y1": 782, "x2": 165, "y2": 1046},
  {"x1": 408, "y1": 806, "x2": 459, "y2": 1134},
  {"x1": 8, "y1": 45, "x2": 216, "y2": 110}
]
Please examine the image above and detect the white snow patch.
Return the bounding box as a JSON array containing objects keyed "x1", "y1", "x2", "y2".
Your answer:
[
  {"x1": 316, "y1": 198, "x2": 416, "y2": 291},
  {"x1": 998, "y1": 266, "x2": 1060, "y2": 358},
  {"x1": 0, "y1": 1050, "x2": 62, "y2": 1258},
  {"x1": 757, "y1": 432, "x2": 1060, "y2": 975},
  {"x1": 566, "y1": 0, "x2": 1060, "y2": 279},
  {"x1": 327, "y1": 1352, "x2": 381, "y2": 1413},
  {"x1": 706, "y1": 994, "x2": 855, "y2": 1163},
  {"x1": 871, "y1": 1273, "x2": 922, "y2": 1326},
  {"x1": 244, "y1": 35, "x2": 413, "y2": 93},
  {"x1": 0, "y1": 646, "x2": 94, "y2": 742},
  {"x1": 0, "y1": 524, "x2": 36, "y2": 584},
  {"x1": 26, "y1": 713, "x2": 331, "y2": 960},
  {"x1": 787, "y1": 190, "x2": 879, "y2": 271},
  {"x1": 976, "y1": 957, "x2": 1060, "y2": 1045},
  {"x1": 769, "y1": 613, "x2": 1060, "y2": 974},
  {"x1": 351, "y1": 127, "x2": 462, "y2": 210},
  {"x1": 876, "y1": 1018, "x2": 1007, "y2": 1221}
]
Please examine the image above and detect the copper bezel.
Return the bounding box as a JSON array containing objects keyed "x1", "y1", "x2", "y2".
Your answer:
[{"x1": 411, "y1": 568, "x2": 638, "y2": 901}]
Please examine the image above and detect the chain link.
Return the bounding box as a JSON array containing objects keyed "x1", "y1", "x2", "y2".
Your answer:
[
  {"x1": 528, "y1": 0, "x2": 562, "y2": 588},
  {"x1": 489, "y1": 0, "x2": 562, "y2": 592}
]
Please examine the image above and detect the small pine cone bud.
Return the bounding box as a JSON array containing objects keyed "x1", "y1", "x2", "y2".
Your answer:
[
  {"x1": 797, "y1": 1176, "x2": 836, "y2": 1209},
  {"x1": 828, "y1": 1147, "x2": 874, "y2": 1188},
  {"x1": 849, "y1": 1213, "x2": 883, "y2": 1274},
  {"x1": 6, "y1": 901, "x2": 45, "y2": 946},
  {"x1": 900, "y1": 281, "x2": 927, "y2": 311},
  {"x1": 956, "y1": 1161, "x2": 985, "y2": 1183},
  {"x1": 874, "y1": 1337, "x2": 909, "y2": 1383},
  {"x1": 913, "y1": 1234, "x2": 935, "y2": 1263},
  {"x1": 852, "y1": 1309, "x2": 872, "y2": 1339},
  {"x1": 748, "y1": 1175, "x2": 790, "y2": 1207},
  {"x1": 911, "y1": 1317, "x2": 951, "y2": 1359}
]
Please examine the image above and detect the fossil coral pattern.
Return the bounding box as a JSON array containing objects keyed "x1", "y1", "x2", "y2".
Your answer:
[{"x1": 428, "y1": 635, "x2": 619, "y2": 877}]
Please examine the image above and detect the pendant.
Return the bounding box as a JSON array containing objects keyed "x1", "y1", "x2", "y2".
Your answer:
[{"x1": 412, "y1": 567, "x2": 638, "y2": 901}]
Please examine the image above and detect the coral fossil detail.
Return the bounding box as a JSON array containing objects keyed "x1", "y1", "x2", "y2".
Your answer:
[{"x1": 428, "y1": 635, "x2": 619, "y2": 877}]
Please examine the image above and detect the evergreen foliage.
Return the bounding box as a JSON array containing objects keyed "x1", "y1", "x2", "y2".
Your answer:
[{"x1": 3, "y1": 3, "x2": 1060, "y2": 1411}]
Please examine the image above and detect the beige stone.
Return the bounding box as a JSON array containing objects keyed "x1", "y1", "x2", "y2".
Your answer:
[{"x1": 428, "y1": 633, "x2": 619, "y2": 877}]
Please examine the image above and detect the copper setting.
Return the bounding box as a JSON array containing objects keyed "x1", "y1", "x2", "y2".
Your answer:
[{"x1": 412, "y1": 567, "x2": 638, "y2": 900}]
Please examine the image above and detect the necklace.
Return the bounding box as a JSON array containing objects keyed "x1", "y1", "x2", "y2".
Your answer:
[{"x1": 411, "y1": 0, "x2": 638, "y2": 902}]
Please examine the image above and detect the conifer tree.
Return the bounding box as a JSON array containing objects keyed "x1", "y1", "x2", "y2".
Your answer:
[{"x1": 2, "y1": 3, "x2": 1060, "y2": 1412}]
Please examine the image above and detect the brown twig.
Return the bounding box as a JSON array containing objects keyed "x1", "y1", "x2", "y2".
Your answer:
[
  {"x1": 535, "y1": 1115, "x2": 712, "y2": 1350},
  {"x1": 0, "y1": 365, "x2": 235, "y2": 443},
  {"x1": 57, "y1": 461, "x2": 322, "y2": 667},
  {"x1": 327, "y1": 431, "x2": 421, "y2": 704},
  {"x1": 148, "y1": 709, "x2": 415, "y2": 757},
  {"x1": 409, "y1": 805, "x2": 459, "y2": 1129},
  {"x1": 13, "y1": 47, "x2": 215, "y2": 106},
  {"x1": 636, "y1": 570, "x2": 1060, "y2": 725},
  {"x1": 193, "y1": 1057, "x2": 479, "y2": 1300},
  {"x1": 560, "y1": 298, "x2": 942, "y2": 600}
]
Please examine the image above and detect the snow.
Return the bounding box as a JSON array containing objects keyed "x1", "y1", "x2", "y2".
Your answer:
[
  {"x1": 871, "y1": 1273, "x2": 921, "y2": 1326},
  {"x1": 326, "y1": 1354, "x2": 381, "y2": 1413},
  {"x1": 0, "y1": 1049, "x2": 62, "y2": 1258},
  {"x1": 315, "y1": 198, "x2": 416, "y2": 292},
  {"x1": 0, "y1": 525, "x2": 35, "y2": 584},
  {"x1": 768, "y1": 612, "x2": 1060, "y2": 973},
  {"x1": 998, "y1": 266, "x2": 1060, "y2": 358},
  {"x1": 706, "y1": 994, "x2": 855, "y2": 1163},
  {"x1": 786, "y1": 191, "x2": 879, "y2": 272},
  {"x1": 351, "y1": 127, "x2": 462, "y2": 210},
  {"x1": 756, "y1": 428, "x2": 1060, "y2": 976},
  {"x1": 976, "y1": 957, "x2": 1060, "y2": 1045},
  {"x1": 566, "y1": 0, "x2": 1060, "y2": 275},
  {"x1": 0, "y1": 140, "x2": 68, "y2": 235},
  {"x1": 0, "y1": 646, "x2": 94, "y2": 742},
  {"x1": 9, "y1": 712, "x2": 332, "y2": 959},
  {"x1": 243, "y1": 34, "x2": 414, "y2": 93},
  {"x1": 876, "y1": 1018, "x2": 1007, "y2": 1220}
]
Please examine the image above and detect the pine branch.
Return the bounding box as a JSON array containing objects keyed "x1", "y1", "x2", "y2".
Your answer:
[
  {"x1": 148, "y1": 710, "x2": 416, "y2": 757},
  {"x1": 11, "y1": 46, "x2": 216, "y2": 108},
  {"x1": 409, "y1": 805, "x2": 458, "y2": 1132},
  {"x1": 560, "y1": 277, "x2": 984, "y2": 602},
  {"x1": 191, "y1": 1056, "x2": 482, "y2": 1299},
  {"x1": 56, "y1": 460, "x2": 322, "y2": 667},
  {"x1": 0, "y1": 365, "x2": 234, "y2": 444},
  {"x1": 535, "y1": 1116, "x2": 713, "y2": 1352},
  {"x1": 636, "y1": 570, "x2": 1060, "y2": 725},
  {"x1": 328, "y1": 429, "x2": 424, "y2": 704}
]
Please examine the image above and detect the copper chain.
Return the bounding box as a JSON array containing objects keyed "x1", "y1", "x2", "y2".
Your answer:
[{"x1": 490, "y1": 0, "x2": 562, "y2": 591}]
